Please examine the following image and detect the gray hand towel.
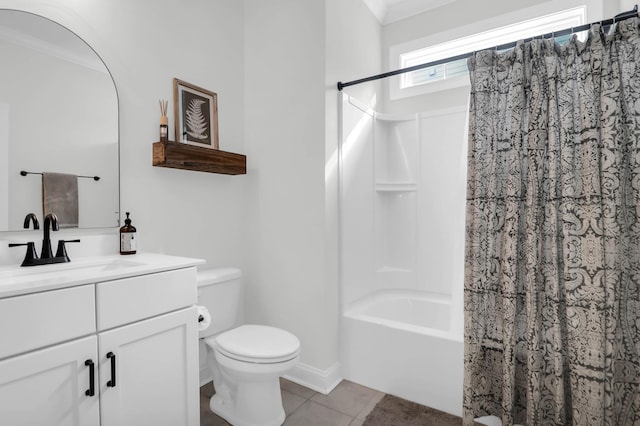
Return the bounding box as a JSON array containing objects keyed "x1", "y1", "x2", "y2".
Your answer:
[{"x1": 42, "y1": 172, "x2": 79, "y2": 228}]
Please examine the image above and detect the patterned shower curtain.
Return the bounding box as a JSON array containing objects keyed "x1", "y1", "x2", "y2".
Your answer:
[{"x1": 463, "y1": 19, "x2": 640, "y2": 425}]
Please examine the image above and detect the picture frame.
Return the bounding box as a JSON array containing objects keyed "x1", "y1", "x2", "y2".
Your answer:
[{"x1": 173, "y1": 78, "x2": 219, "y2": 149}]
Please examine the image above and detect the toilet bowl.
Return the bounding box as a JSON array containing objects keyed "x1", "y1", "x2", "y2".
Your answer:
[
  {"x1": 197, "y1": 268, "x2": 300, "y2": 426},
  {"x1": 206, "y1": 325, "x2": 300, "y2": 426}
]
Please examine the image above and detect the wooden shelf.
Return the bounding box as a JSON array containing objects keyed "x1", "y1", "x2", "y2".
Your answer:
[{"x1": 152, "y1": 141, "x2": 246, "y2": 175}]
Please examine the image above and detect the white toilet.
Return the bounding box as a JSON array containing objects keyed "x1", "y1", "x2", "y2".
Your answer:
[{"x1": 197, "y1": 268, "x2": 300, "y2": 426}]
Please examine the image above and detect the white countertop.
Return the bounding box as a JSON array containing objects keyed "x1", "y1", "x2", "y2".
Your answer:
[{"x1": 0, "y1": 253, "x2": 205, "y2": 298}]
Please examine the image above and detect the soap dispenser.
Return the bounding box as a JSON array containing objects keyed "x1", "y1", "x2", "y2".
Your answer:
[{"x1": 120, "y1": 212, "x2": 137, "y2": 255}]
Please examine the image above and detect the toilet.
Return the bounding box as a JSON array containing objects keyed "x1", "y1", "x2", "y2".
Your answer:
[{"x1": 197, "y1": 268, "x2": 300, "y2": 426}]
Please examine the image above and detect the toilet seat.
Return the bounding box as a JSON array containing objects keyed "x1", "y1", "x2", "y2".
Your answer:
[{"x1": 214, "y1": 325, "x2": 300, "y2": 364}]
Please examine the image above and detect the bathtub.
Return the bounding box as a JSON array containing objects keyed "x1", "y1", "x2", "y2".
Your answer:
[{"x1": 341, "y1": 290, "x2": 464, "y2": 417}]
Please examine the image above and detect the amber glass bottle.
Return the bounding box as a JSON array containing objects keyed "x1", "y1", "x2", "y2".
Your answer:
[
  {"x1": 120, "y1": 212, "x2": 137, "y2": 255},
  {"x1": 160, "y1": 116, "x2": 169, "y2": 141}
]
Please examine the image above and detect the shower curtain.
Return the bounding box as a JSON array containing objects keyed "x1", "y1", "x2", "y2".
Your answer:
[{"x1": 463, "y1": 19, "x2": 640, "y2": 425}]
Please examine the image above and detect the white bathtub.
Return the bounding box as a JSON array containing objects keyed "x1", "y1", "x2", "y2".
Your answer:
[{"x1": 341, "y1": 290, "x2": 464, "y2": 417}]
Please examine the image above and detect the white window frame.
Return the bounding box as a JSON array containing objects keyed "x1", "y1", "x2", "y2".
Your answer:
[{"x1": 389, "y1": 1, "x2": 603, "y2": 100}]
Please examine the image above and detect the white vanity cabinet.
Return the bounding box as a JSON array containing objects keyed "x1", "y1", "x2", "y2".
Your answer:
[
  {"x1": 96, "y1": 268, "x2": 199, "y2": 426},
  {"x1": 0, "y1": 255, "x2": 201, "y2": 426}
]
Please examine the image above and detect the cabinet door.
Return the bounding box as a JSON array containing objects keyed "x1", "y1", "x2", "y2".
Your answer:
[
  {"x1": 99, "y1": 306, "x2": 199, "y2": 426},
  {"x1": 0, "y1": 335, "x2": 100, "y2": 426}
]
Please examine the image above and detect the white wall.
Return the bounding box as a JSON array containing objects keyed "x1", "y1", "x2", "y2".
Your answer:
[
  {"x1": 607, "y1": 0, "x2": 638, "y2": 16},
  {"x1": 0, "y1": 102, "x2": 7, "y2": 230},
  {"x1": 243, "y1": 0, "x2": 329, "y2": 379},
  {"x1": 242, "y1": 0, "x2": 380, "y2": 390}
]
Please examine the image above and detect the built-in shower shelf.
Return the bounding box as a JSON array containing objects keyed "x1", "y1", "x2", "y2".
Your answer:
[
  {"x1": 152, "y1": 141, "x2": 246, "y2": 175},
  {"x1": 375, "y1": 182, "x2": 417, "y2": 192}
]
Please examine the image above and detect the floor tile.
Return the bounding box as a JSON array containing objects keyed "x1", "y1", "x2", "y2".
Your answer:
[
  {"x1": 282, "y1": 389, "x2": 307, "y2": 415},
  {"x1": 310, "y1": 380, "x2": 384, "y2": 417},
  {"x1": 280, "y1": 377, "x2": 317, "y2": 399},
  {"x1": 201, "y1": 379, "x2": 387, "y2": 426},
  {"x1": 201, "y1": 381, "x2": 215, "y2": 398},
  {"x1": 283, "y1": 400, "x2": 353, "y2": 426},
  {"x1": 355, "y1": 390, "x2": 385, "y2": 420},
  {"x1": 200, "y1": 395, "x2": 230, "y2": 425},
  {"x1": 200, "y1": 383, "x2": 230, "y2": 426},
  {"x1": 200, "y1": 410, "x2": 231, "y2": 426}
]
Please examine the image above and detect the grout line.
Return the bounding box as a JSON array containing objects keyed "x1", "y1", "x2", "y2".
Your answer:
[
  {"x1": 285, "y1": 399, "x2": 359, "y2": 425},
  {"x1": 356, "y1": 392, "x2": 385, "y2": 420},
  {"x1": 282, "y1": 381, "x2": 362, "y2": 425}
]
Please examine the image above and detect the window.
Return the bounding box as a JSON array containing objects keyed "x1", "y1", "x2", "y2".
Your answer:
[{"x1": 391, "y1": 6, "x2": 588, "y2": 98}]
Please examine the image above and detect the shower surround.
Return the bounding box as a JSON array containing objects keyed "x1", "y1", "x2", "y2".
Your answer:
[{"x1": 339, "y1": 93, "x2": 468, "y2": 416}]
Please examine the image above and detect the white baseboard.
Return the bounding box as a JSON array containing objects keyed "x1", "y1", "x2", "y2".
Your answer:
[
  {"x1": 200, "y1": 365, "x2": 213, "y2": 387},
  {"x1": 283, "y1": 361, "x2": 343, "y2": 395}
]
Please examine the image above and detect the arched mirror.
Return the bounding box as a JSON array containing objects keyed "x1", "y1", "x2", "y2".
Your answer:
[{"x1": 0, "y1": 9, "x2": 119, "y2": 231}]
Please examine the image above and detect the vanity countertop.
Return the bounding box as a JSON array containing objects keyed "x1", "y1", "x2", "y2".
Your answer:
[{"x1": 0, "y1": 253, "x2": 205, "y2": 299}]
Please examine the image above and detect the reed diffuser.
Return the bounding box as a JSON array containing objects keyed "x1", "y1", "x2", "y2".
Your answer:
[{"x1": 159, "y1": 99, "x2": 168, "y2": 142}]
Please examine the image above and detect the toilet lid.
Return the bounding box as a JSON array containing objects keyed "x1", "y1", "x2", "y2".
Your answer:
[{"x1": 215, "y1": 325, "x2": 300, "y2": 364}]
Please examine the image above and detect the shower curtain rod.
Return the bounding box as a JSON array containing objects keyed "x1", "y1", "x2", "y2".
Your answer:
[{"x1": 336, "y1": 5, "x2": 639, "y2": 91}]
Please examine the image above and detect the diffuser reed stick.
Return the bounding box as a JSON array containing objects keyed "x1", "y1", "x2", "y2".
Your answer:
[{"x1": 159, "y1": 99, "x2": 168, "y2": 116}]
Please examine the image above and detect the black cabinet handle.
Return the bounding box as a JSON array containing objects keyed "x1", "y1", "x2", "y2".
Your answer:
[
  {"x1": 106, "y1": 352, "x2": 116, "y2": 387},
  {"x1": 84, "y1": 359, "x2": 95, "y2": 396}
]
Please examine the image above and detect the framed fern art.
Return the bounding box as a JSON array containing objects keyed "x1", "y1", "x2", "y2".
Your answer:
[{"x1": 173, "y1": 78, "x2": 219, "y2": 149}]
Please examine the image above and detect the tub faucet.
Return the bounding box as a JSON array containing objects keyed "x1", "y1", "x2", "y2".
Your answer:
[{"x1": 41, "y1": 213, "x2": 59, "y2": 259}]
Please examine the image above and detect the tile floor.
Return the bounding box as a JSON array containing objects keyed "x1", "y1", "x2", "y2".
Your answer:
[{"x1": 200, "y1": 378, "x2": 385, "y2": 426}]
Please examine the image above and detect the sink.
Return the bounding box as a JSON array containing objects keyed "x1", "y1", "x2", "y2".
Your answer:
[
  {"x1": 0, "y1": 257, "x2": 145, "y2": 280},
  {"x1": 0, "y1": 253, "x2": 204, "y2": 299},
  {"x1": 80, "y1": 258, "x2": 145, "y2": 272}
]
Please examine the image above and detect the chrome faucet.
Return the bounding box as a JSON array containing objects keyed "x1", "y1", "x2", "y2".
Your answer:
[{"x1": 41, "y1": 213, "x2": 59, "y2": 259}]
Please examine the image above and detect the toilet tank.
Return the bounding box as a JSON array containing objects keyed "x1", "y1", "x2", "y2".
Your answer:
[{"x1": 197, "y1": 267, "x2": 244, "y2": 338}]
